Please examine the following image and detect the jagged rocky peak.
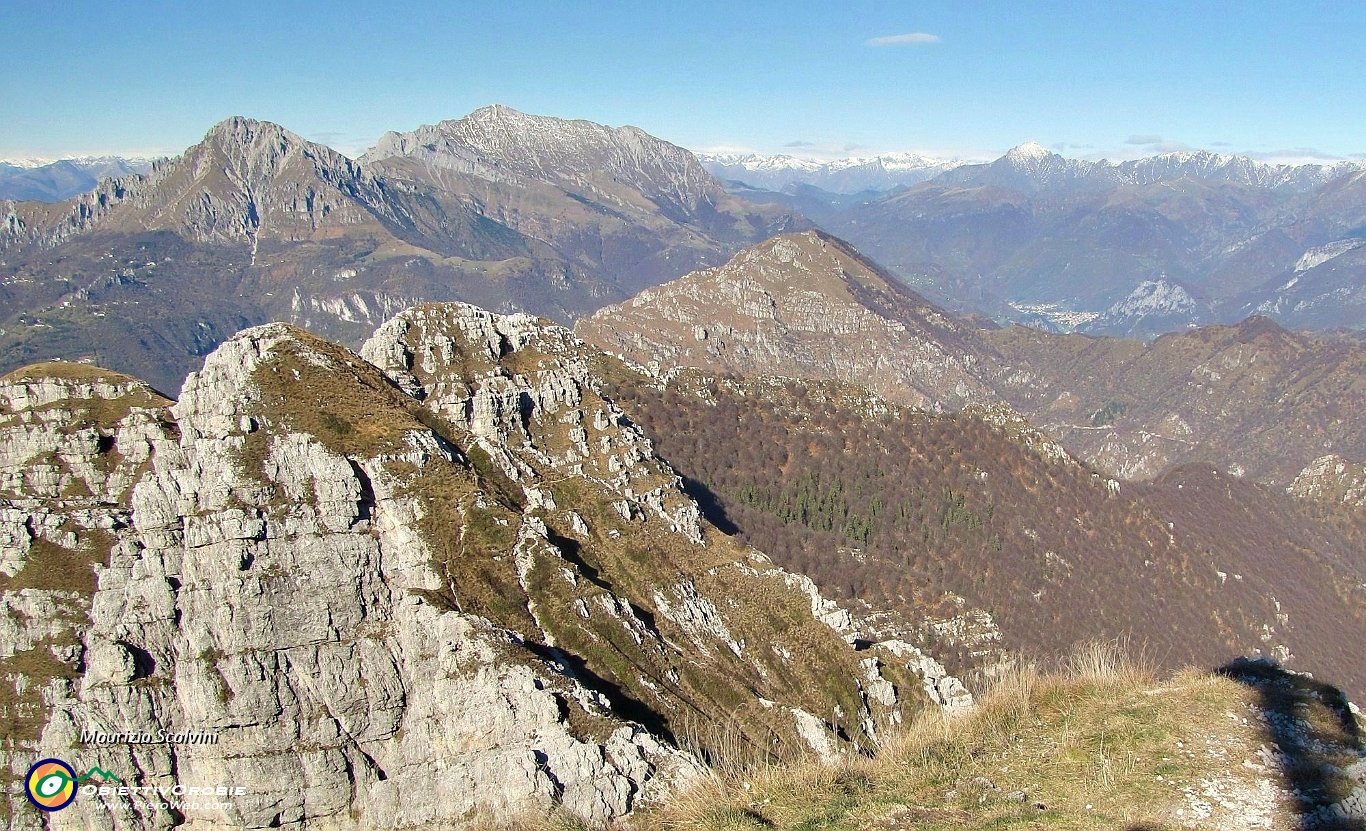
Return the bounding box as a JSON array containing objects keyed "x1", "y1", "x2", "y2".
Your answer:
[
  {"x1": 360, "y1": 301, "x2": 709, "y2": 542},
  {"x1": 578, "y1": 230, "x2": 998, "y2": 411},
  {"x1": 361, "y1": 104, "x2": 718, "y2": 209},
  {"x1": 1, "y1": 113, "x2": 381, "y2": 252},
  {"x1": 187, "y1": 114, "x2": 370, "y2": 199},
  {"x1": 199, "y1": 115, "x2": 336, "y2": 173},
  {"x1": 1, "y1": 305, "x2": 933, "y2": 827},
  {"x1": 203, "y1": 114, "x2": 301, "y2": 154}
]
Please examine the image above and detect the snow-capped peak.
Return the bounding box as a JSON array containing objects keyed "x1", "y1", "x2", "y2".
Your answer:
[{"x1": 1004, "y1": 141, "x2": 1054, "y2": 160}]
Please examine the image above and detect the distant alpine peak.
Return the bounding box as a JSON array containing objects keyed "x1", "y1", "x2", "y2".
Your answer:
[{"x1": 1004, "y1": 141, "x2": 1055, "y2": 160}]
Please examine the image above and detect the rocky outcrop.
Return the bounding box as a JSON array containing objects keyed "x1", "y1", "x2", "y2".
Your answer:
[
  {"x1": 0, "y1": 305, "x2": 928, "y2": 829},
  {"x1": 1288, "y1": 454, "x2": 1366, "y2": 508}
]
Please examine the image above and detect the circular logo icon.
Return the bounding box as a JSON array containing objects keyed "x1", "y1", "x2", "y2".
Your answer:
[{"x1": 25, "y1": 758, "x2": 78, "y2": 812}]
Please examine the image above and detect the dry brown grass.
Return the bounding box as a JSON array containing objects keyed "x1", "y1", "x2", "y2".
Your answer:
[
  {"x1": 639, "y1": 642, "x2": 1240, "y2": 831},
  {"x1": 463, "y1": 806, "x2": 599, "y2": 831}
]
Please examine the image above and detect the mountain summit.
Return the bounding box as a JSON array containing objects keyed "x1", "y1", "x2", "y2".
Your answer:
[
  {"x1": 577, "y1": 230, "x2": 996, "y2": 410},
  {"x1": 362, "y1": 104, "x2": 720, "y2": 216}
]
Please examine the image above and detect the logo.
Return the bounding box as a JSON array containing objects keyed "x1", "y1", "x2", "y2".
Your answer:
[
  {"x1": 24, "y1": 759, "x2": 126, "y2": 812},
  {"x1": 25, "y1": 758, "x2": 77, "y2": 811},
  {"x1": 24, "y1": 755, "x2": 242, "y2": 813}
]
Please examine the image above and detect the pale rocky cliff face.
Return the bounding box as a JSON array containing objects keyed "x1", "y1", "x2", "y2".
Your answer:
[{"x1": 0, "y1": 305, "x2": 928, "y2": 829}]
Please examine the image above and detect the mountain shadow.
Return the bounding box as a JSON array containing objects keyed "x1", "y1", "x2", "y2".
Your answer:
[{"x1": 1217, "y1": 657, "x2": 1365, "y2": 830}]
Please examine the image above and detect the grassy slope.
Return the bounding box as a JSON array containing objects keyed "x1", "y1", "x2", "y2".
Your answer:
[{"x1": 636, "y1": 645, "x2": 1366, "y2": 831}]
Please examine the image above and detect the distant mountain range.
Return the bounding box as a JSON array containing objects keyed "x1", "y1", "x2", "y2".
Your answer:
[
  {"x1": 3, "y1": 109, "x2": 1363, "y2": 396},
  {"x1": 700, "y1": 143, "x2": 1361, "y2": 196},
  {"x1": 0, "y1": 155, "x2": 155, "y2": 201},
  {"x1": 819, "y1": 144, "x2": 1366, "y2": 337},
  {"x1": 696, "y1": 151, "x2": 964, "y2": 194},
  {"x1": 0, "y1": 107, "x2": 798, "y2": 392},
  {"x1": 700, "y1": 143, "x2": 1365, "y2": 338}
]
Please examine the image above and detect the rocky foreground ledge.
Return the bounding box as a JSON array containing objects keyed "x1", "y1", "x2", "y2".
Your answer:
[{"x1": 0, "y1": 303, "x2": 967, "y2": 829}]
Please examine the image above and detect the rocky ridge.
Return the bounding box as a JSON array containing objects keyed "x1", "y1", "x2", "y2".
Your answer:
[
  {"x1": 363, "y1": 105, "x2": 720, "y2": 218},
  {"x1": 0, "y1": 303, "x2": 954, "y2": 828}
]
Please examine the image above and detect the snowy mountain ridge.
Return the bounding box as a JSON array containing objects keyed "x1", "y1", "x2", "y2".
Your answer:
[
  {"x1": 0, "y1": 154, "x2": 158, "y2": 169},
  {"x1": 697, "y1": 150, "x2": 967, "y2": 194},
  {"x1": 949, "y1": 143, "x2": 1366, "y2": 193}
]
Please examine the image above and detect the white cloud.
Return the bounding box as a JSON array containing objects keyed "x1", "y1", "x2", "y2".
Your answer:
[{"x1": 867, "y1": 32, "x2": 941, "y2": 46}]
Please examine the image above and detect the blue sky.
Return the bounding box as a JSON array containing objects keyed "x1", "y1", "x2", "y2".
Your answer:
[{"x1": 2, "y1": 1, "x2": 1363, "y2": 163}]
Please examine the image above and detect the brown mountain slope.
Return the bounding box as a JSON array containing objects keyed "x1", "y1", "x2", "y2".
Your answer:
[
  {"x1": 989, "y1": 317, "x2": 1366, "y2": 483},
  {"x1": 596, "y1": 368, "x2": 1366, "y2": 699}
]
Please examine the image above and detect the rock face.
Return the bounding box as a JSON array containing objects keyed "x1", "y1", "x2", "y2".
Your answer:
[
  {"x1": 0, "y1": 305, "x2": 926, "y2": 829},
  {"x1": 1288, "y1": 454, "x2": 1366, "y2": 508},
  {"x1": 578, "y1": 230, "x2": 996, "y2": 411}
]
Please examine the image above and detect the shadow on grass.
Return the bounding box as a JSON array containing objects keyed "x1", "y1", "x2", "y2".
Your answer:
[{"x1": 1216, "y1": 657, "x2": 1365, "y2": 831}]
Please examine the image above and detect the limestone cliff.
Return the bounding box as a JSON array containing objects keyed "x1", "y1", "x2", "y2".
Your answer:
[{"x1": 0, "y1": 305, "x2": 933, "y2": 829}]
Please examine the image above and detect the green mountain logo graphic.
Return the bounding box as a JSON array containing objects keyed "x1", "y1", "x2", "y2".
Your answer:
[{"x1": 76, "y1": 767, "x2": 124, "y2": 785}]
